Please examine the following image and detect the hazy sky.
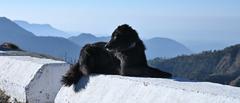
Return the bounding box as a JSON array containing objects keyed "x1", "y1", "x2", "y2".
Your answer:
[{"x1": 0, "y1": 0, "x2": 240, "y2": 43}]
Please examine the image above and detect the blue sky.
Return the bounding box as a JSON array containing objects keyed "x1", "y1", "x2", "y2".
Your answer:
[{"x1": 0, "y1": 0, "x2": 240, "y2": 44}]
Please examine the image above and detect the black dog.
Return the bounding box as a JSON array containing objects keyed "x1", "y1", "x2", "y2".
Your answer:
[
  {"x1": 62, "y1": 24, "x2": 172, "y2": 86},
  {"x1": 105, "y1": 24, "x2": 172, "y2": 78},
  {"x1": 62, "y1": 42, "x2": 120, "y2": 86}
]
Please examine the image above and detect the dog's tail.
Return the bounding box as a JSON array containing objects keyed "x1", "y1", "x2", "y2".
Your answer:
[{"x1": 61, "y1": 63, "x2": 83, "y2": 86}]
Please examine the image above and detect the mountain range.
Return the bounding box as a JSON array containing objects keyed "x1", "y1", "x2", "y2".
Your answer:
[
  {"x1": 13, "y1": 19, "x2": 192, "y2": 59},
  {"x1": 1, "y1": 17, "x2": 192, "y2": 61},
  {"x1": 0, "y1": 17, "x2": 80, "y2": 63},
  {"x1": 14, "y1": 20, "x2": 71, "y2": 38},
  {"x1": 149, "y1": 44, "x2": 240, "y2": 87},
  {"x1": 68, "y1": 33, "x2": 110, "y2": 46},
  {"x1": 0, "y1": 17, "x2": 35, "y2": 37},
  {"x1": 68, "y1": 33, "x2": 192, "y2": 59}
]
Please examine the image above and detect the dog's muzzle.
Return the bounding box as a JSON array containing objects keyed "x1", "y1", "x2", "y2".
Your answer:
[{"x1": 105, "y1": 43, "x2": 112, "y2": 51}]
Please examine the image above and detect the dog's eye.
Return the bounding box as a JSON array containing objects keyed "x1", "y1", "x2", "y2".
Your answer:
[{"x1": 114, "y1": 36, "x2": 117, "y2": 40}]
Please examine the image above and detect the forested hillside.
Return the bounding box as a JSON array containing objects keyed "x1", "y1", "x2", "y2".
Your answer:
[{"x1": 149, "y1": 44, "x2": 240, "y2": 87}]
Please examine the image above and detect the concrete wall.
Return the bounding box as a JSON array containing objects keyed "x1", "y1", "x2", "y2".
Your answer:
[
  {"x1": 55, "y1": 75, "x2": 240, "y2": 103},
  {"x1": 26, "y1": 64, "x2": 69, "y2": 103},
  {"x1": 0, "y1": 56, "x2": 69, "y2": 102},
  {"x1": 1, "y1": 55, "x2": 240, "y2": 103}
]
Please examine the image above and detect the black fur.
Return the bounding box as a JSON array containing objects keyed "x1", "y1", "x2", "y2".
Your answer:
[
  {"x1": 61, "y1": 42, "x2": 120, "y2": 86},
  {"x1": 62, "y1": 24, "x2": 172, "y2": 86},
  {"x1": 105, "y1": 24, "x2": 172, "y2": 78},
  {"x1": 61, "y1": 63, "x2": 82, "y2": 86}
]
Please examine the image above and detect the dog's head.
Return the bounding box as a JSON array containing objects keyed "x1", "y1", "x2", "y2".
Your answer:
[{"x1": 105, "y1": 24, "x2": 140, "y2": 51}]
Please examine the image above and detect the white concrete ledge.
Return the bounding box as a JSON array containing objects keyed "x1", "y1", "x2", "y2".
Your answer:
[
  {"x1": 55, "y1": 75, "x2": 240, "y2": 103},
  {"x1": 0, "y1": 56, "x2": 69, "y2": 103}
]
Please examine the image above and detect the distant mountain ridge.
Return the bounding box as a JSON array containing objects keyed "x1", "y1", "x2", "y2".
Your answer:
[
  {"x1": 0, "y1": 17, "x2": 35, "y2": 37},
  {"x1": 149, "y1": 44, "x2": 240, "y2": 87},
  {"x1": 144, "y1": 37, "x2": 192, "y2": 58},
  {"x1": 68, "y1": 33, "x2": 110, "y2": 46},
  {"x1": 14, "y1": 20, "x2": 70, "y2": 37},
  {"x1": 0, "y1": 17, "x2": 80, "y2": 63},
  {"x1": 69, "y1": 33, "x2": 192, "y2": 59},
  {"x1": 13, "y1": 19, "x2": 192, "y2": 59},
  {"x1": 1, "y1": 17, "x2": 191, "y2": 61}
]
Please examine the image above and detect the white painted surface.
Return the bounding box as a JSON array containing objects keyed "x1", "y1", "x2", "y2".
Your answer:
[
  {"x1": 0, "y1": 56, "x2": 69, "y2": 102},
  {"x1": 55, "y1": 75, "x2": 240, "y2": 103}
]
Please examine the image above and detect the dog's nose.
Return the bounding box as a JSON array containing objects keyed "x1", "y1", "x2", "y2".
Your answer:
[{"x1": 105, "y1": 44, "x2": 113, "y2": 51}]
